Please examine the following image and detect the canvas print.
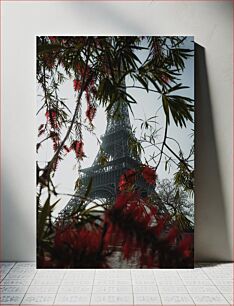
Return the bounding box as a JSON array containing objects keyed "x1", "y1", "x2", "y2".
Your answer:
[{"x1": 37, "y1": 36, "x2": 194, "y2": 268}]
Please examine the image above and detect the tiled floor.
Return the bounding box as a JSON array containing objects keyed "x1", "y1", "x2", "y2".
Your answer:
[{"x1": 0, "y1": 262, "x2": 233, "y2": 305}]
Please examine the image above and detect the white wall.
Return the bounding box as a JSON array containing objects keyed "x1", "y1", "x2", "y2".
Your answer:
[{"x1": 1, "y1": 1, "x2": 232, "y2": 262}]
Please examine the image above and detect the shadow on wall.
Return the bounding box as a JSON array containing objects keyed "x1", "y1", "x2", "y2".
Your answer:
[
  {"x1": 195, "y1": 43, "x2": 231, "y2": 262},
  {"x1": 2, "y1": 162, "x2": 36, "y2": 262}
]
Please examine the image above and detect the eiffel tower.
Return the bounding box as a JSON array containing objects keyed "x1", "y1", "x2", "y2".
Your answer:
[{"x1": 58, "y1": 87, "x2": 162, "y2": 219}]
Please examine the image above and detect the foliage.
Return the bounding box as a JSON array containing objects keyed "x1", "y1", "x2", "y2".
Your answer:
[
  {"x1": 36, "y1": 36, "x2": 194, "y2": 268},
  {"x1": 157, "y1": 178, "x2": 194, "y2": 226},
  {"x1": 37, "y1": 166, "x2": 194, "y2": 268}
]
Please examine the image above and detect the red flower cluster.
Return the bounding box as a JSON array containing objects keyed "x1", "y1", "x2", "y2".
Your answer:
[
  {"x1": 50, "y1": 131, "x2": 60, "y2": 152},
  {"x1": 45, "y1": 110, "x2": 58, "y2": 129},
  {"x1": 53, "y1": 225, "x2": 109, "y2": 268},
  {"x1": 86, "y1": 104, "x2": 97, "y2": 124},
  {"x1": 118, "y1": 169, "x2": 137, "y2": 191},
  {"x1": 141, "y1": 165, "x2": 156, "y2": 185},
  {"x1": 55, "y1": 226, "x2": 101, "y2": 254},
  {"x1": 71, "y1": 140, "x2": 85, "y2": 159},
  {"x1": 76, "y1": 63, "x2": 90, "y2": 78},
  {"x1": 73, "y1": 79, "x2": 82, "y2": 91},
  {"x1": 118, "y1": 166, "x2": 156, "y2": 192},
  {"x1": 105, "y1": 190, "x2": 161, "y2": 267},
  {"x1": 178, "y1": 234, "x2": 193, "y2": 258},
  {"x1": 84, "y1": 83, "x2": 97, "y2": 124},
  {"x1": 165, "y1": 226, "x2": 179, "y2": 244}
]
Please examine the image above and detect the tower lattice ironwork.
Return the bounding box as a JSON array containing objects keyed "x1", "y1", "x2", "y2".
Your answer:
[{"x1": 58, "y1": 89, "x2": 163, "y2": 219}]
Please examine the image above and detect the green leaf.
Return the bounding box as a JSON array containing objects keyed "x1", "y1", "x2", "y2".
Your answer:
[
  {"x1": 162, "y1": 95, "x2": 170, "y2": 124},
  {"x1": 134, "y1": 74, "x2": 149, "y2": 92},
  {"x1": 37, "y1": 197, "x2": 60, "y2": 240},
  {"x1": 167, "y1": 83, "x2": 189, "y2": 93}
]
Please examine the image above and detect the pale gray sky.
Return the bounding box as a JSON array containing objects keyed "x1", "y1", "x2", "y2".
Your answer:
[{"x1": 37, "y1": 36, "x2": 194, "y2": 217}]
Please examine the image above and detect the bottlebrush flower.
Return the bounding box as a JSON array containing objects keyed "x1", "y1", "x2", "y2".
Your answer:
[
  {"x1": 45, "y1": 110, "x2": 56, "y2": 120},
  {"x1": 71, "y1": 140, "x2": 85, "y2": 159},
  {"x1": 45, "y1": 110, "x2": 58, "y2": 129},
  {"x1": 86, "y1": 104, "x2": 97, "y2": 123},
  {"x1": 155, "y1": 214, "x2": 171, "y2": 236},
  {"x1": 85, "y1": 90, "x2": 91, "y2": 104},
  {"x1": 54, "y1": 226, "x2": 101, "y2": 254},
  {"x1": 165, "y1": 226, "x2": 179, "y2": 243},
  {"x1": 76, "y1": 63, "x2": 90, "y2": 78},
  {"x1": 48, "y1": 36, "x2": 56, "y2": 43},
  {"x1": 123, "y1": 238, "x2": 135, "y2": 260},
  {"x1": 141, "y1": 165, "x2": 156, "y2": 185},
  {"x1": 115, "y1": 191, "x2": 137, "y2": 209},
  {"x1": 73, "y1": 79, "x2": 82, "y2": 91},
  {"x1": 105, "y1": 192, "x2": 160, "y2": 266},
  {"x1": 118, "y1": 169, "x2": 137, "y2": 191}
]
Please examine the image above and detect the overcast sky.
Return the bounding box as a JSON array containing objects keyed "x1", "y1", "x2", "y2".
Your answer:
[{"x1": 37, "y1": 36, "x2": 194, "y2": 217}]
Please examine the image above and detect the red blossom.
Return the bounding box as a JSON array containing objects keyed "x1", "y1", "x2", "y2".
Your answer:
[
  {"x1": 45, "y1": 110, "x2": 58, "y2": 129},
  {"x1": 43, "y1": 54, "x2": 56, "y2": 68},
  {"x1": 54, "y1": 226, "x2": 101, "y2": 255},
  {"x1": 86, "y1": 104, "x2": 97, "y2": 123},
  {"x1": 107, "y1": 191, "x2": 159, "y2": 266},
  {"x1": 51, "y1": 155, "x2": 62, "y2": 172},
  {"x1": 118, "y1": 169, "x2": 137, "y2": 191},
  {"x1": 141, "y1": 165, "x2": 156, "y2": 185},
  {"x1": 140, "y1": 251, "x2": 154, "y2": 268},
  {"x1": 161, "y1": 73, "x2": 170, "y2": 84},
  {"x1": 154, "y1": 217, "x2": 167, "y2": 236},
  {"x1": 45, "y1": 110, "x2": 56, "y2": 120},
  {"x1": 115, "y1": 191, "x2": 137, "y2": 209},
  {"x1": 166, "y1": 226, "x2": 179, "y2": 243},
  {"x1": 50, "y1": 132, "x2": 60, "y2": 152},
  {"x1": 71, "y1": 140, "x2": 85, "y2": 159},
  {"x1": 76, "y1": 63, "x2": 90, "y2": 78},
  {"x1": 90, "y1": 86, "x2": 97, "y2": 96},
  {"x1": 123, "y1": 238, "x2": 134, "y2": 260},
  {"x1": 178, "y1": 234, "x2": 193, "y2": 258},
  {"x1": 48, "y1": 36, "x2": 56, "y2": 43},
  {"x1": 85, "y1": 90, "x2": 91, "y2": 104},
  {"x1": 112, "y1": 192, "x2": 156, "y2": 234},
  {"x1": 103, "y1": 223, "x2": 113, "y2": 246},
  {"x1": 73, "y1": 79, "x2": 82, "y2": 91}
]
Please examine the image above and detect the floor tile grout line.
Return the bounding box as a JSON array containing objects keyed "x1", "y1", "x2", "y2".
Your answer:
[
  {"x1": 176, "y1": 267, "x2": 197, "y2": 305},
  {"x1": 0, "y1": 261, "x2": 17, "y2": 282},
  {"x1": 90, "y1": 268, "x2": 96, "y2": 305},
  {"x1": 214, "y1": 285, "x2": 233, "y2": 305},
  {"x1": 53, "y1": 269, "x2": 66, "y2": 305},
  {"x1": 198, "y1": 264, "x2": 232, "y2": 305},
  {"x1": 19, "y1": 264, "x2": 38, "y2": 305},
  {"x1": 177, "y1": 268, "x2": 192, "y2": 294},
  {"x1": 0, "y1": 262, "x2": 233, "y2": 305},
  {"x1": 152, "y1": 269, "x2": 162, "y2": 305},
  {"x1": 200, "y1": 263, "x2": 233, "y2": 305},
  {"x1": 130, "y1": 268, "x2": 134, "y2": 305}
]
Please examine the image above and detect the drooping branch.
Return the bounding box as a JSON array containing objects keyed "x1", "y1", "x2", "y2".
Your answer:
[
  {"x1": 155, "y1": 120, "x2": 168, "y2": 171},
  {"x1": 39, "y1": 44, "x2": 92, "y2": 184}
]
